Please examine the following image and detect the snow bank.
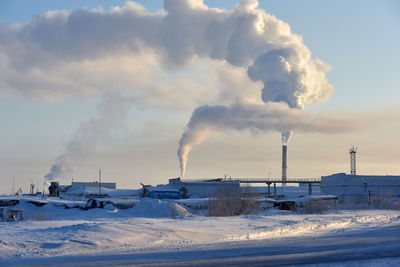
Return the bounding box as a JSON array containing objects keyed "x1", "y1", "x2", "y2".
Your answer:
[
  {"x1": 0, "y1": 196, "x2": 194, "y2": 222},
  {"x1": 1, "y1": 210, "x2": 400, "y2": 263}
]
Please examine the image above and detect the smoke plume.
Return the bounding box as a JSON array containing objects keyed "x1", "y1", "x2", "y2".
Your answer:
[
  {"x1": 44, "y1": 95, "x2": 129, "y2": 182},
  {"x1": 173, "y1": 1, "x2": 334, "y2": 177},
  {"x1": 0, "y1": 1, "x2": 337, "y2": 178},
  {"x1": 281, "y1": 131, "x2": 292, "y2": 146},
  {"x1": 0, "y1": 0, "x2": 333, "y2": 106},
  {"x1": 177, "y1": 101, "x2": 364, "y2": 177}
]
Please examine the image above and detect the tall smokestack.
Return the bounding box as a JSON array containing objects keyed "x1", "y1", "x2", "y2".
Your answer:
[{"x1": 282, "y1": 145, "x2": 287, "y2": 183}]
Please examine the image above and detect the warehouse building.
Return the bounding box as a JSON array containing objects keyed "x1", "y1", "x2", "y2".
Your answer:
[
  {"x1": 321, "y1": 173, "x2": 400, "y2": 204},
  {"x1": 168, "y1": 178, "x2": 240, "y2": 198}
]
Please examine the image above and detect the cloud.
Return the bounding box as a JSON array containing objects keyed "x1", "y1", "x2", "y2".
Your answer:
[
  {"x1": 0, "y1": 0, "x2": 333, "y2": 110},
  {"x1": 247, "y1": 48, "x2": 334, "y2": 109},
  {"x1": 0, "y1": 0, "x2": 338, "y2": 179}
]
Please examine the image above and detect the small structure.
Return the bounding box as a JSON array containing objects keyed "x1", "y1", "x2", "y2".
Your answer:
[
  {"x1": 140, "y1": 184, "x2": 181, "y2": 199},
  {"x1": 30, "y1": 184, "x2": 35, "y2": 195},
  {"x1": 296, "y1": 195, "x2": 338, "y2": 213},
  {"x1": 48, "y1": 182, "x2": 60, "y2": 197},
  {"x1": 149, "y1": 189, "x2": 181, "y2": 199},
  {"x1": 275, "y1": 195, "x2": 338, "y2": 212},
  {"x1": 0, "y1": 207, "x2": 24, "y2": 222},
  {"x1": 275, "y1": 200, "x2": 296, "y2": 211}
]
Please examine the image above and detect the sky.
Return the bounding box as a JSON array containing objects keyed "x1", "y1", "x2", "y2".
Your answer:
[{"x1": 0, "y1": 0, "x2": 399, "y2": 194}]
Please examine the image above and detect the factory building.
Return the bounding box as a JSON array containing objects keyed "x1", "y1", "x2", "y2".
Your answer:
[
  {"x1": 321, "y1": 173, "x2": 400, "y2": 203},
  {"x1": 61, "y1": 181, "x2": 116, "y2": 193},
  {"x1": 168, "y1": 178, "x2": 240, "y2": 198}
]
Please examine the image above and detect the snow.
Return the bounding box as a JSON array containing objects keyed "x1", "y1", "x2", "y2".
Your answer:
[
  {"x1": 1, "y1": 194, "x2": 400, "y2": 265},
  {"x1": 293, "y1": 257, "x2": 400, "y2": 267},
  {"x1": 2, "y1": 188, "x2": 400, "y2": 266}
]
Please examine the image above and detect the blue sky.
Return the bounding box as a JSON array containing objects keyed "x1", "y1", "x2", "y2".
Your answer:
[{"x1": 0, "y1": 1, "x2": 399, "y2": 194}]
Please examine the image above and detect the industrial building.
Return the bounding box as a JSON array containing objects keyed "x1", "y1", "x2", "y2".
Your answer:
[
  {"x1": 168, "y1": 178, "x2": 240, "y2": 198},
  {"x1": 61, "y1": 181, "x2": 116, "y2": 193},
  {"x1": 321, "y1": 173, "x2": 400, "y2": 204}
]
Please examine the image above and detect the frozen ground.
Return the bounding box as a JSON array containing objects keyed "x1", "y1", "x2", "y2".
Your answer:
[{"x1": 1, "y1": 196, "x2": 400, "y2": 266}]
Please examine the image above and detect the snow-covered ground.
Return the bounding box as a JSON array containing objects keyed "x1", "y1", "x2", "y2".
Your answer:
[{"x1": 1, "y1": 195, "x2": 400, "y2": 266}]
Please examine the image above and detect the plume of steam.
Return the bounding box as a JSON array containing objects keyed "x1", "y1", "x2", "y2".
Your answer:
[
  {"x1": 247, "y1": 48, "x2": 333, "y2": 109},
  {"x1": 177, "y1": 101, "x2": 365, "y2": 177},
  {"x1": 173, "y1": 1, "x2": 334, "y2": 177},
  {"x1": 44, "y1": 95, "x2": 129, "y2": 182},
  {"x1": 246, "y1": 47, "x2": 333, "y2": 146},
  {"x1": 0, "y1": 0, "x2": 333, "y2": 106},
  {"x1": 281, "y1": 131, "x2": 292, "y2": 145},
  {"x1": 0, "y1": 1, "x2": 337, "y2": 178}
]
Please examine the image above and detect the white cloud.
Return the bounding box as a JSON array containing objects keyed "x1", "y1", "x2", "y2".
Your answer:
[
  {"x1": 0, "y1": 0, "x2": 340, "y2": 180},
  {"x1": 0, "y1": 0, "x2": 333, "y2": 110}
]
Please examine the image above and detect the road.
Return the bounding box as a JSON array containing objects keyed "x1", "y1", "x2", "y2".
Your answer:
[{"x1": 7, "y1": 224, "x2": 400, "y2": 267}]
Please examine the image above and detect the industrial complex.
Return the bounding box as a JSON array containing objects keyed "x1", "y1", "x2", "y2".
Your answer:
[{"x1": 1, "y1": 146, "x2": 400, "y2": 223}]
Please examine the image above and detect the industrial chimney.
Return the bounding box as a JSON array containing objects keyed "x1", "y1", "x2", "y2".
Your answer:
[{"x1": 282, "y1": 145, "x2": 287, "y2": 183}]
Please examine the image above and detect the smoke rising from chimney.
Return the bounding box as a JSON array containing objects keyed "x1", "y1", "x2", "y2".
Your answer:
[
  {"x1": 0, "y1": 0, "x2": 339, "y2": 179},
  {"x1": 44, "y1": 95, "x2": 129, "y2": 182},
  {"x1": 177, "y1": 101, "x2": 366, "y2": 177},
  {"x1": 175, "y1": 1, "x2": 334, "y2": 178},
  {"x1": 281, "y1": 131, "x2": 292, "y2": 146}
]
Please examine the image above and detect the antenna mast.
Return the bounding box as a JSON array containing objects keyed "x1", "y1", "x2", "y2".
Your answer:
[
  {"x1": 349, "y1": 146, "x2": 357, "y2": 175},
  {"x1": 98, "y1": 169, "x2": 102, "y2": 196}
]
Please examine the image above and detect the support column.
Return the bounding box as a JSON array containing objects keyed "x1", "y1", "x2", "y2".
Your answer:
[
  {"x1": 308, "y1": 183, "x2": 312, "y2": 195},
  {"x1": 274, "y1": 182, "x2": 277, "y2": 198},
  {"x1": 368, "y1": 190, "x2": 371, "y2": 206},
  {"x1": 267, "y1": 183, "x2": 271, "y2": 197}
]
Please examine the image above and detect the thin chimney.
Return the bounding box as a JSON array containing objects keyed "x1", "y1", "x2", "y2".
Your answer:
[{"x1": 282, "y1": 145, "x2": 287, "y2": 183}]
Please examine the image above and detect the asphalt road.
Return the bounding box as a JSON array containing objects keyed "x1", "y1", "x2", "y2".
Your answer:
[{"x1": 8, "y1": 224, "x2": 400, "y2": 267}]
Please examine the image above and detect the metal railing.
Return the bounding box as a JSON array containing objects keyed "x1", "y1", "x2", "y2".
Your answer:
[
  {"x1": 178, "y1": 177, "x2": 321, "y2": 184},
  {"x1": 238, "y1": 178, "x2": 321, "y2": 183}
]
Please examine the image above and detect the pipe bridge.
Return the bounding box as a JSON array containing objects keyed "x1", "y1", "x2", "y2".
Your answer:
[
  {"x1": 179, "y1": 177, "x2": 321, "y2": 197},
  {"x1": 238, "y1": 178, "x2": 320, "y2": 197},
  {"x1": 237, "y1": 178, "x2": 321, "y2": 184}
]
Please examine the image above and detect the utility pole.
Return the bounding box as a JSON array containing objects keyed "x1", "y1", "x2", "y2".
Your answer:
[{"x1": 99, "y1": 169, "x2": 102, "y2": 196}]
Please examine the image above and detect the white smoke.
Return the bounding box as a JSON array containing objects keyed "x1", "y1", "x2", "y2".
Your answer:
[
  {"x1": 247, "y1": 48, "x2": 333, "y2": 109},
  {"x1": 44, "y1": 95, "x2": 129, "y2": 182},
  {"x1": 0, "y1": 0, "x2": 332, "y2": 106},
  {"x1": 177, "y1": 101, "x2": 365, "y2": 177},
  {"x1": 281, "y1": 131, "x2": 292, "y2": 145},
  {"x1": 171, "y1": 1, "x2": 335, "y2": 177},
  {"x1": 0, "y1": 1, "x2": 338, "y2": 178}
]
